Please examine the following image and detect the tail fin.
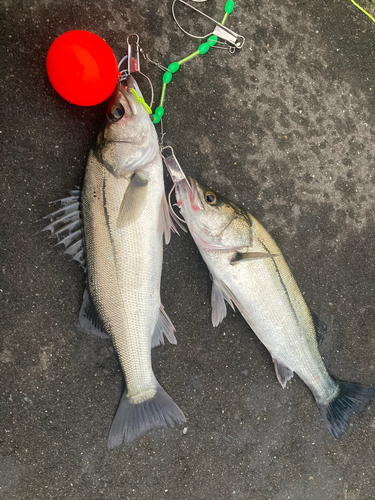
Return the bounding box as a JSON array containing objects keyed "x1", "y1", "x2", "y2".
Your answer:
[
  {"x1": 317, "y1": 382, "x2": 375, "y2": 439},
  {"x1": 107, "y1": 383, "x2": 186, "y2": 449}
]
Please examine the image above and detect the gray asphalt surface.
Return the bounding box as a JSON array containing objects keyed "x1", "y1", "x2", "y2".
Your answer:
[{"x1": 1, "y1": 1, "x2": 375, "y2": 499}]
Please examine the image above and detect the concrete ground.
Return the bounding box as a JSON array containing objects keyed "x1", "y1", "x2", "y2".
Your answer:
[{"x1": 1, "y1": 0, "x2": 375, "y2": 498}]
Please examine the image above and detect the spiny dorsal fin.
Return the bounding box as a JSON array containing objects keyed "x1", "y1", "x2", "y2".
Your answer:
[{"x1": 43, "y1": 188, "x2": 86, "y2": 271}]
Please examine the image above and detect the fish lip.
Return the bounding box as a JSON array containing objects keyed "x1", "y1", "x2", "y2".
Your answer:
[
  {"x1": 188, "y1": 176, "x2": 195, "y2": 186},
  {"x1": 189, "y1": 177, "x2": 204, "y2": 211},
  {"x1": 187, "y1": 176, "x2": 196, "y2": 193},
  {"x1": 177, "y1": 176, "x2": 203, "y2": 212},
  {"x1": 113, "y1": 82, "x2": 138, "y2": 116},
  {"x1": 126, "y1": 75, "x2": 142, "y2": 97}
]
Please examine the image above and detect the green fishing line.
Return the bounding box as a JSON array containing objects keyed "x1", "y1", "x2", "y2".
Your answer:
[
  {"x1": 129, "y1": 88, "x2": 153, "y2": 114},
  {"x1": 350, "y1": 0, "x2": 375, "y2": 23},
  {"x1": 152, "y1": 0, "x2": 235, "y2": 124}
]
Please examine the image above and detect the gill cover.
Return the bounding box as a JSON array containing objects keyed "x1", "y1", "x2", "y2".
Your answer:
[{"x1": 176, "y1": 178, "x2": 253, "y2": 251}]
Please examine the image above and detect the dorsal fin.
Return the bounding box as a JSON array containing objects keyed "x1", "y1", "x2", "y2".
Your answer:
[{"x1": 43, "y1": 188, "x2": 86, "y2": 270}]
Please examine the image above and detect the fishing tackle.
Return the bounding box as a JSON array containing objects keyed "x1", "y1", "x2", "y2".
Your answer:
[
  {"x1": 152, "y1": 0, "x2": 245, "y2": 124},
  {"x1": 172, "y1": 0, "x2": 245, "y2": 51},
  {"x1": 161, "y1": 146, "x2": 190, "y2": 228},
  {"x1": 118, "y1": 34, "x2": 154, "y2": 110},
  {"x1": 349, "y1": 0, "x2": 375, "y2": 23},
  {"x1": 161, "y1": 146, "x2": 191, "y2": 186},
  {"x1": 117, "y1": 2, "x2": 244, "y2": 124}
]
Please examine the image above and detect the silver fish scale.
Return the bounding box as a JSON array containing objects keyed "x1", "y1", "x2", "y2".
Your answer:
[
  {"x1": 82, "y1": 150, "x2": 164, "y2": 403},
  {"x1": 199, "y1": 214, "x2": 339, "y2": 405}
]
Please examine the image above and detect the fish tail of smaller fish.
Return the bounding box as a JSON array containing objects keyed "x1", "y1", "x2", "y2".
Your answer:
[
  {"x1": 317, "y1": 381, "x2": 375, "y2": 439},
  {"x1": 107, "y1": 383, "x2": 186, "y2": 449}
]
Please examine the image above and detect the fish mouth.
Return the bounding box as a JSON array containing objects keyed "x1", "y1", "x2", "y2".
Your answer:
[
  {"x1": 187, "y1": 177, "x2": 204, "y2": 211},
  {"x1": 126, "y1": 75, "x2": 143, "y2": 97},
  {"x1": 176, "y1": 177, "x2": 203, "y2": 212}
]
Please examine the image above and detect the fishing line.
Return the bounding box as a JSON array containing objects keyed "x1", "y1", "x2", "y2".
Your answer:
[
  {"x1": 119, "y1": 1, "x2": 244, "y2": 123},
  {"x1": 117, "y1": 2, "x2": 244, "y2": 205},
  {"x1": 152, "y1": 0, "x2": 244, "y2": 124},
  {"x1": 350, "y1": 0, "x2": 375, "y2": 23},
  {"x1": 118, "y1": 35, "x2": 155, "y2": 109}
]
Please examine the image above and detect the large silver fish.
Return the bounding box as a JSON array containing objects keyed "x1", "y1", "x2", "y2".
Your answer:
[
  {"x1": 175, "y1": 177, "x2": 375, "y2": 438},
  {"x1": 44, "y1": 78, "x2": 185, "y2": 448}
]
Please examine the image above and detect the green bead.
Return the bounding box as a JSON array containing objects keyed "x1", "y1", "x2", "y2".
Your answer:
[
  {"x1": 207, "y1": 35, "x2": 218, "y2": 47},
  {"x1": 162, "y1": 71, "x2": 172, "y2": 84},
  {"x1": 154, "y1": 106, "x2": 164, "y2": 118},
  {"x1": 225, "y1": 0, "x2": 234, "y2": 14},
  {"x1": 198, "y1": 43, "x2": 210, "y2": 55},
  {"x1": 168, "y1": 62, "x2": 180, "y2": 73},
  {"x1": 153, "y1": 115, "x2": 161, "y2": 124}
]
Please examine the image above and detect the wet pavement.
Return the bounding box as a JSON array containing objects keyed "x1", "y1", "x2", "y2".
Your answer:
[{"x1": 1, "y1": 1, "x2": 375, "y2": 499}]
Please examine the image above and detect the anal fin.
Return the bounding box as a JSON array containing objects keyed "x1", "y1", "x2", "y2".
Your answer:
[
  {"x1": 272, "y1": 358, "x2": 294, "y2": 388},
  {"x1": 151, "y1": 305, "x2": 177, "y2": 347}
]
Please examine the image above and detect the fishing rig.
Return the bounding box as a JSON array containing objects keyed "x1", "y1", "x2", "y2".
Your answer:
[
  {"x1": 119, "y1": 0, "x2": 244, "y2": 123},
  {"x1": 118, "y1": 0, "x2": 245, "y2": 216}
]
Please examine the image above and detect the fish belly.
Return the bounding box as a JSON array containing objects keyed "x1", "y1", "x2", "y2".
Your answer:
[{"x1": 82, "y1": 151, "x2": 163, "y2": 403}]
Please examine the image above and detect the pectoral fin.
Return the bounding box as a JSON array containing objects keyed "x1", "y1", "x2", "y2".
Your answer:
[
  {"x1": 117, "y1": 172, "x2": 148, "y2": 228},
  {"x1": 231, "y1": 252, "x2": 278, "y2": 265},
  {"x1": 272, "y1": 358, "x2": 294, "y2": 388}
]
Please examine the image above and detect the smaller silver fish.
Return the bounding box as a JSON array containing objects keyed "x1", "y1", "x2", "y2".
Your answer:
[{"x1": 176, "y1": 177, "x2": 375, "y2": 439}]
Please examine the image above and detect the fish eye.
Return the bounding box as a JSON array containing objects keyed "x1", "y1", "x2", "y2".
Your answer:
[
  {"x1": 107, "y1": 103, "x2": 125, "y2": 122},
  {"x1": 205, "y1": 191, "x2": 217, "y2": 205}
]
